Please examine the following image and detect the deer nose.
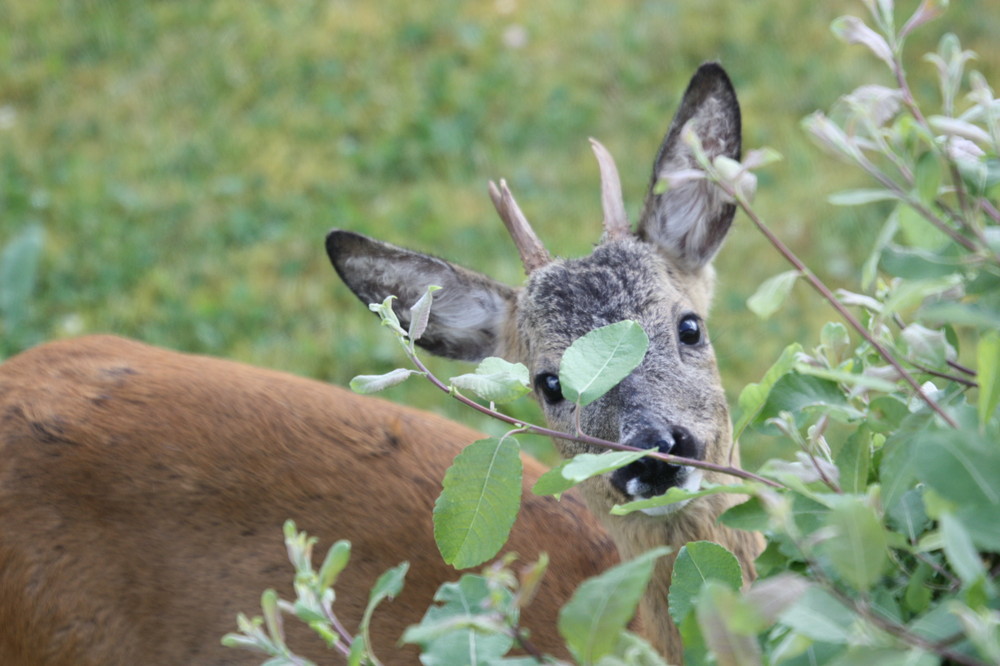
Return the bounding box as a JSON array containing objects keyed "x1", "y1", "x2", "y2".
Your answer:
[
  {"x1": 634, "y1": 424, "x2": 698, "y2": 458},
  {"x1": 610, "y1": 425, "x2": 700, "y2": 498}
]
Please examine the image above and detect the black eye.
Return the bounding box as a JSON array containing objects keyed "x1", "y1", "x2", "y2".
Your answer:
[
  {"x1": 678, "y1": 315, "x2": 702, "y2": 346},
  {"x1": 534, "y1": 373, "x2": 564, "y2": 404}
]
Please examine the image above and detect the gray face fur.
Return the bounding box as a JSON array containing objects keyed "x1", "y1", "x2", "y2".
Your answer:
[{"x1": 327, "y1": 62, "x2": 741, "y2": 517}]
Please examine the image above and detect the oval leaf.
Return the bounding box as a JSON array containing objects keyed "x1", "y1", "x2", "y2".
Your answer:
[
  {"x1": 559, "y1": 320, "x2": 649, "y2": 407},
  {"x1": 318, "y1": 540, "x2": 352, "y2": 589},
  {"x1": 977, "y1": 330, "x2": 1000, "y2": 427},
  {"x1": 559, "y1": 546, "x2": 670, "y2": 662},
  {"x1": 822, "y1": 497, "x2": 888, "y2": 592},
  {"x1": 669, "y1": 541, "x2": 744, "y2": 626},
  {"x1": 534, "y1": 450, "x2": 648, "y2": 497},
  {"x1": 747, "y1": 270, "x2": 800, "y2": 319},
  {"x1": 433, "y1": 438, "x2": 523, "y2": 569},
  {"x1": 827, "y1": 188, "x2": 898, "y2": 206},
  {"x1": 408, "y1": 285, "x2": 441, "y2": 342},
  {"x1": 450, "y1": 357, "x2": 531, "y2": 404},
  {"x1": 403, "y1": 574, "x2": 513, "y2": 664},
  {"x1": 696, "y1": 581, "x2": 763, "y2": 666},
  {"x1": 349, "y1": 368, "x2": 419, "y2": 394}
]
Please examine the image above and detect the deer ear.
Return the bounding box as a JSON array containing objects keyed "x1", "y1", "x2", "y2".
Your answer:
[
  {"x1": 638, "y1": 63, "x2": 741, "y2": 272},
  {"x1": 326, "y1": 230, "x2": 515, "y2": 362}
]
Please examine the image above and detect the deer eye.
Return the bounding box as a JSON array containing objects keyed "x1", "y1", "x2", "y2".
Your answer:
[
  {"x1": 534, "y1": 372, "x2": 564, "y2": 404},
  {"x1": 678, "y1": 315, "x2": 702, "y2": 346}
]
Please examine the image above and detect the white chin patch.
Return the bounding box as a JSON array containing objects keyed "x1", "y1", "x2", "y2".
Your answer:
[{"x1": 631, "y1": 467, "x2": 704, "y2": 517}]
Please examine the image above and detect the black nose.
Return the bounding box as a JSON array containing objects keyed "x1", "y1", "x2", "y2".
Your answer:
[{"x1": 610, "y1": 425, "x2": 701, "y2": 497}]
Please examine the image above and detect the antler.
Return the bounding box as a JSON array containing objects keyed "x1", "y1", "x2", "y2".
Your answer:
[
  {"x1": 589, "y1": 138, "x2": 630, "y2": 240},
  {"x1": 488, "y1": 179, "x2": 551, "y2": 274}
]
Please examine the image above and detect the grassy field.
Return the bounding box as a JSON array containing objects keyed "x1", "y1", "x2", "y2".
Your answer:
[{"x1": 2, "y1": 0, "x2": 997, "y2": 467}]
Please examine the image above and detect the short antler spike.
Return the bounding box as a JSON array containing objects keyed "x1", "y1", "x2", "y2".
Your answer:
[
  {"x1": 488, "y1": 179, "x2": 551, "y2": 274},
  {"x1": 589, "y1": 138, "x2": 630, "y2": 239}
]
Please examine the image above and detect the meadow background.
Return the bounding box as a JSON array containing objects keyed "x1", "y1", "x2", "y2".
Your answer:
[{"x1": 2, "y1": 0, "x2": 997, "y2": 468}]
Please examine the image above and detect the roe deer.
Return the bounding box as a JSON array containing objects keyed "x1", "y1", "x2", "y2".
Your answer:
[
  {"x1": 0, "y1": 336, "x2": 616, "y2": 664},
  {"x1": 328, "y1": 62, "x2": 765, "y2": 662}
]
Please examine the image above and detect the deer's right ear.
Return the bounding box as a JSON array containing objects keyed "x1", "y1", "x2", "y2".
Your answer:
[
  {"x1": 638, "y1": 63, "x2": 741, "y2": 273},
  {"x1": 326, "y1": 230, "x2": 515, "y2": 362}
]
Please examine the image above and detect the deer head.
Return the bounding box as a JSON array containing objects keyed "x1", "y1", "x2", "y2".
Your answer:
[{"x1": 327, "y1": 63, "x2": 742, "y2": 522}]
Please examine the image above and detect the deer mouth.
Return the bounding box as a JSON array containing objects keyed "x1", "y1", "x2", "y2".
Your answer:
[{"x1": 609, "y1": 424, "x2": 704, "y2": 516}]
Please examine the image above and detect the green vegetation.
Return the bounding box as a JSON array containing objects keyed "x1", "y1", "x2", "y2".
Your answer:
[
  {"x1": 1, "y1": 3, "x2": 997, "y2": 463},
  {"x1": 224, "y1": 2, "x2": 1000, "y2": 662}
]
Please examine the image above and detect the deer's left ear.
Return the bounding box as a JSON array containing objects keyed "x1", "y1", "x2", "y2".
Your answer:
[
  {"x1": 326, "y1": 230, "x2": 515, "y2": 362},
  {"x1": 637, "y1": 63, "x2": 741, "y2": 273}
]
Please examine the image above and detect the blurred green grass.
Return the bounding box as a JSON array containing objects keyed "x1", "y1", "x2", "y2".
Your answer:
[{"x1": 2, "y1": 1, "x2": 997, "y2": 468}]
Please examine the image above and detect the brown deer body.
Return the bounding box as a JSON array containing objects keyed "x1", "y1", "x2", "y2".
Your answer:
[
  {"x1": 0, "y1": 335, "x2": 615, "y2": 664},
  {"x1": 329, "y1": 63, "x2": 765, "y2": 661}
]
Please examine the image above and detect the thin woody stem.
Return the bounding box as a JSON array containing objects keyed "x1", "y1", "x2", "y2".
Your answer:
[
  {"x1": 719, "y1": 185, "x2": 960, "y2": 429},
  {"x1": 406, "y1": 352, "x2": 784, "y2": 489}
]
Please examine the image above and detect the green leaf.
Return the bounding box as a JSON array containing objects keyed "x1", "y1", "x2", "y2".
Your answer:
[
  {"x1": 261, "y1": 588, "x2": 286, "y2": 648},
  {"x1": 563, "y1": 450, "x2": 647, "y2": 483},
  {"x1": 955, "y1": 504, "x2": 1000, "y2": 552},
  {"x1": 820, "y1": 321, "x2": 851, "y2": 364},
  {"x1": 861, "y1": 213, "x2": 899, "y2": 291},
  {"x1": 793, "y1": 363, "x2": 899, "y2": 394},
  {"x1": 779, "y1": 585, "x2": 858, "y2": 644},
  {"x1": 896, "y1": 202, "x2": 952, "y2": 250},
  {"x1": 534, "y1": 450, "x2": 646, "y2": 497},
  {"x1": 912, "y1": 427, "x2": 1000, "y2": 509},
  {"x1": 349, "y1": 368, "x2": 420, "y2": 394},
  {"x1": 359, "y1": 561, "x2": 409, "y2": 654},
  {"x1": 434, "y1": 438, "x2": 523, "y2": 569},
  {"x1": 531, "y1": 459, "x2": 576, "y2": 496},
  {"x1": 403, "y1": 574, "x2": 513, "y2": 664},
  {"x1": 758, "y1": 372, "x2": 861, "y2": 427},
  {"x1": 367, "y1": 561, "x2": 408, "y2": 609},
  {"x1": 732, "y1": 343, "x2": 802, "y2": 440},
  {"x1": 407, "y1": 285, "x2": 441, "y2": 341},
  {"x1": 669, "y1": 541, "x2": 744, "y2": 626},
  {"x1": 718, "y1": 496, "x2": 770, "y2": 532},
  {"x1": 881, "y1": 275, "x2": 964, "y2": 320},
  {"x1": 696, "y1": 581, "x2": 763, "y2": 666},
  {"x1": 940, "y1": 513, "x2": 988, "y2": 587},
  {"x1": 449, "y1": 357, "x2": 531, "y2": 404},
  {"x1": 914, "y1": 150, "x2": 942, "y2": 204},
  {"x1": 822, "y1": 497, "x2": 888, "y2": 592},
  {"x1": 977, "y1": 330, "x2": 1000, "y2": 427},
  {"x1": 318, "y1": 540, "x2": 352, "y2": 589},
  {"x1": 613, "y1": 483, "x2": 757, "y2": 516},
  {"x1": 887, "y1": 489, "x2": 929, "y2": 543},
  {"x1": 747, "y1": 270, "x2": 800, "y2": 319},
  {"x1": 559, "y1": 547, "x2": 669, "y2": 663},
  {"x1": 560, "y1": 320, "x2": 649, "y2": 407},
  {"x1": 368, "y1": 295, "x2": 407, "y2": 337},
  {"x1": 920, "y1": 300, "x2": 1000, "y2": 329},
  {"x1": 602, "y1": 631, "x2": 672, "y2": 665},
  {"x1": 742, "y1": 573, "x2": 810, "y2": 625},
  {"x1": 879, "y1": 244, "x2": 961, "y2": 279},
  {"x1": 835, "y1": 427, "x2": 871, "y2": 494},
  {"x1": 827, "y1": 188, "x2": 898, "y2": 206},
  {"x1": 879, "y1": 411, "x2": 934, "y2": 510}
]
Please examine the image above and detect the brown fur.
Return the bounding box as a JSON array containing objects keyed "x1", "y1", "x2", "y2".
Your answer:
[{"x1": 0, "y1": 335, "x2": 617, "y2": 665}]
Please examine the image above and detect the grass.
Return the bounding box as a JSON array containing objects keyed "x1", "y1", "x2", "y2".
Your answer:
[{"x1": 2, "y1": 0, "x2": 997, "y2": 468}]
